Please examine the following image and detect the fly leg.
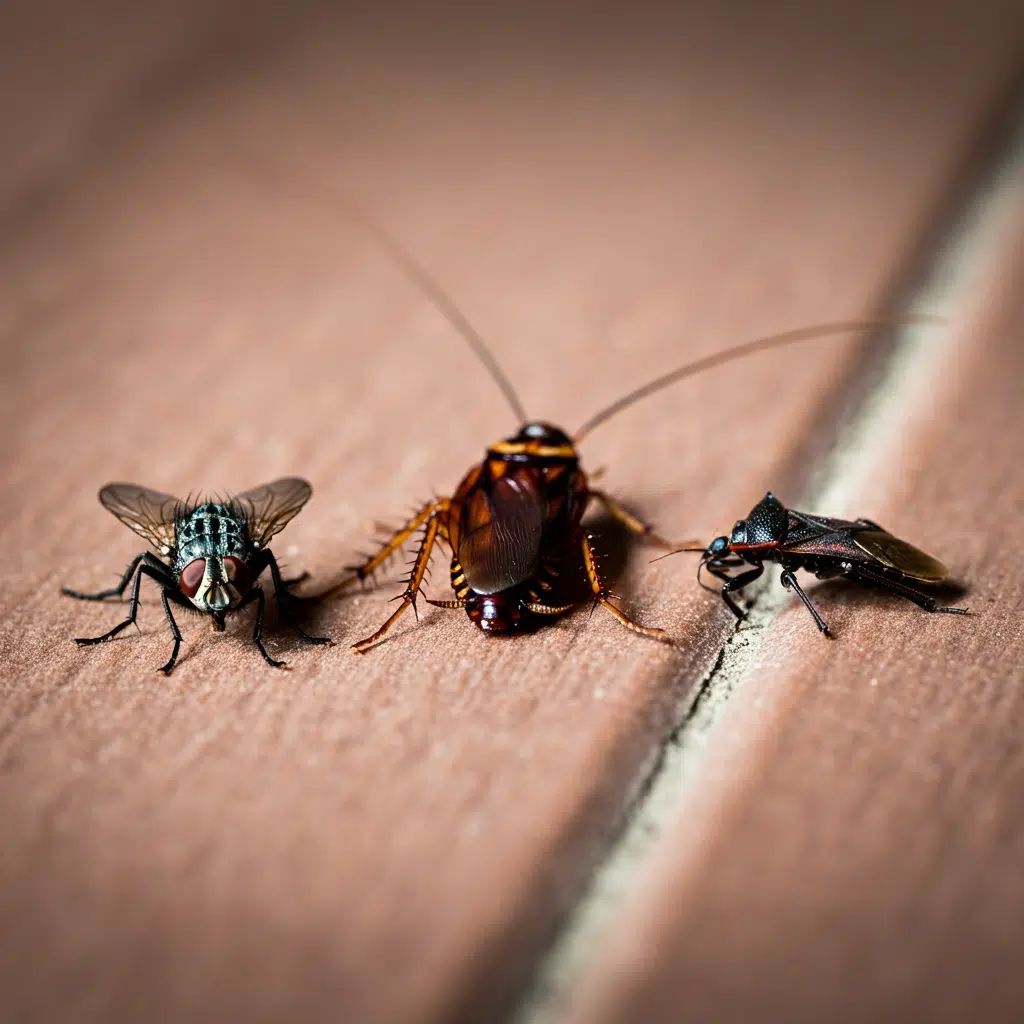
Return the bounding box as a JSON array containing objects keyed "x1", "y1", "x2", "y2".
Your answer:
[
  {"x1": 61, "y1": 553, "x2": 146, "y2": 601},
  {"x1": 582, "y1": 532, "x2": 668, "y2": 640},
  {"x1": 779, "y1": 569, "x2": 833, "y2": 637},
  {"x1": 156, "y1": 589, "x2": 183, "y2": 674},
  {"x1": 588, "y1": 489, "x2": 680, "y2": 550},
  {"x1": 250, "y1": 586, "x2": 287, "y2": 668},
  {"x1": 706, "y1": 562, "x2": 764, "y2": 625},
  {"x1": 327, "y1": 498, "x2": 451, "y2": 596},
  {"x1": 264, "y1": 550, "x2": 332, "y2": 646},
  {"x1": 72, "y1": 556, "x2": 184, "y2": 672},
  {"x1": 850, "y1": 565, "x2": 969, "y2": 616},
  {"x1": 353, "y1": 502, "x2": 447, "y2": 652}
]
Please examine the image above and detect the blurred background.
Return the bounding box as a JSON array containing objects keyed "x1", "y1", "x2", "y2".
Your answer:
[{"x1": 1, "y1": 2, "x2": 1023, "y2": 1022}]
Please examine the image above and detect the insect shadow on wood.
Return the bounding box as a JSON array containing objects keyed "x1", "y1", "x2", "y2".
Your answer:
[
  {"x1": 62, "y1": 478, "x2": 331, "y2": 673},
  {"x1": 657, "y1": 491, "x2": 969, "y2": 637},
  {"x1": 322, "y1": 200, "x2": 932, "y2": 652}
]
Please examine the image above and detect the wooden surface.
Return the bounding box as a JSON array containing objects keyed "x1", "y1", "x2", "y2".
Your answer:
[
  {"x1": 564, "y1": 198, "x2": 1024, "y2": 1024},
  {"x1": 1, "y1": 3, "x2": 1023, "y2": 1022}
]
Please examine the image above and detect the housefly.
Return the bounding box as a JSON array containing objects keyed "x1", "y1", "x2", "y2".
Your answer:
[{"x1": 62, "y1": 477, "x2": 330, "y2": 673}]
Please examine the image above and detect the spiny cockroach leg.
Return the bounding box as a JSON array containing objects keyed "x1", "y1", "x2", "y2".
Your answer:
[
  {"x1": 352, "y1": 502, "x2": 448, "y2": 652},
  {"x1": 329, "y1": 499, "x2": 451, "y2": 596},
  {"x1": 588, "y1": 489, "x2": 676, "y2": 550},
  {"x1": 582, "y1": 533, "x2": 667, "y2": 640}
]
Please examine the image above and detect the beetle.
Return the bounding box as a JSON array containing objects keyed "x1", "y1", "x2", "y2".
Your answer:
[
  {"x1": 62, "y1": 477, "x2": 330, "y2": 673},
  {"x1": 681, "y1": 491, "x2": 968, "y2": 636},
  {"x1": 326, "y1": 206, "x2": 919, "y2": 650}
]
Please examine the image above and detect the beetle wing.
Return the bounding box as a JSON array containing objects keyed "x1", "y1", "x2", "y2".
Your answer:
[
  {"x1": 99, "y1": 483, "x2": 181, "y2": 555},
  {"x1": 233, "y1": 477, "x2": 312, "y2": 548},
  {"x1": 458, "y1": 472, "x2": 544, "y2": 595},
  {"x1": 853, "y1": 529, "x2": 948, "y2": 582}
]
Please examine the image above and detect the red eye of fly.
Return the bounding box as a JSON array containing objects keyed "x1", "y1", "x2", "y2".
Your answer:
[
  {"x1": 224, "y1": 556, "x2": 252, "y2": 592},
  {"x1": 179, "y1": 558, "x2": 207, "y2": 598}
]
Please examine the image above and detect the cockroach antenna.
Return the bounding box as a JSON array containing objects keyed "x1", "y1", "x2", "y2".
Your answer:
[
  {"x1": 572, "y1": 315, "x2": 944, "y2": 442},
  {"x1": 327, "y1": 194, "x2": 528, "y2": 424}
]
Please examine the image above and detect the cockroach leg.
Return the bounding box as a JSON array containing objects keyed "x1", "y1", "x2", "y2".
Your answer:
[
  {"x1": 523, "y1": 601, "x2": 575, "y2": 616},
  {"x1": 331, "y1": 499, "x2": 451, "y2": 595},
  {"x1": 588, "y1": 489, "x2": 675, "y2": 550},
  {"x1": 780, "y1": 569, "x2": 833, "y2": 637},
  {"x1": 582, "y1": 533, "x2": 668, "y2": 640},
  {"x1": 353, "y1": 505, "x2": 446, "y2": 652}
]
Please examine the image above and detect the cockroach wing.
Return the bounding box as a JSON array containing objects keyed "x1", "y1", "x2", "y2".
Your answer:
[
  {"x1": 853, "y1": 529, "x2": 948, "y2": 582},
  {"x1": 458, "y1": 473, "x2": 544, "y2": 595},
  {"x1": 99, "y1": 483, "x2": 181, "y2": 556},
  {"x1": 232, "y1": 477, "x2": 313, "y2": 549}
]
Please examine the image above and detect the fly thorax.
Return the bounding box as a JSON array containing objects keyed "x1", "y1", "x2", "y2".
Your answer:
[{"x1": 175, "y1": 505, "x2": 249, "y2": 612}]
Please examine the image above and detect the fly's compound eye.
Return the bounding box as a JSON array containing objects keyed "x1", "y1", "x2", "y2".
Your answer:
[
  {"x1": 179, "y1": 558, "x2": 207, "y2": 597},
  {"x1": 224, "y1": 556, "x2": 252, "y2": 593}
]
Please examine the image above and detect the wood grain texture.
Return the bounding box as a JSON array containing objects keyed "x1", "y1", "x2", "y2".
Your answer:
[
  {"x1": 0, "y1": 3, "x2": 1021, "y2": 1021},
  {"x1": 564, "y1": 198, "x2": 1024, "y2": 1024}
]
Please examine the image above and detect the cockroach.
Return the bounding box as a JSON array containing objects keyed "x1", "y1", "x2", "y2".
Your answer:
[
  {"x1": 62, "y1": 478, "x2": 330, "y2": 673},
  {"x1": 328, "y1": 209, "x2": 925, "y2": 651},
  {"x1": 671, "y1": 491, "x2": 968, "y2": 636}
]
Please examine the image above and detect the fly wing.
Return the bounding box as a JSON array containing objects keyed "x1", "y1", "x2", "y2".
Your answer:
[
  {"x1": 99, "y1": 483, "x2": 181, "y2": 555},
  {"x1": 457, "y1": 473, "x2": 544, "y2": 595},
  {"x1": 233, "y1": 477, "x2": 312, "y2": 548},
  {"x1": 853, "y1": 529, "x2": 948, "y2": 582}
]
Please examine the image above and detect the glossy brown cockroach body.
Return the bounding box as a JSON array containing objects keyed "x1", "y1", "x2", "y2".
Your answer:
[
  {"x1": 675, "y1": 491, "x2": 968, "y2": 637},
  {"x1": 340, "y1": 419, "x2": 674, "y2": 650},
  {"x1": 328, "y1": 207, "x2": 925, "y2": 651}
]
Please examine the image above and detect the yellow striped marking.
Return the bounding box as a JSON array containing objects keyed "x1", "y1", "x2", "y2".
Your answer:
[{"x1": 489, "y1": 441, "x2": 578, "y2": 459}]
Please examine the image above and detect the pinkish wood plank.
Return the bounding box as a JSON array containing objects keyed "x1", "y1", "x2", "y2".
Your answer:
[
  {"x1": 0, "y1": 3, "x2": 1021, "y2": 1021},
  {"x1": 564, "y1": 197, "x2": 1024, "y2": 1023}
]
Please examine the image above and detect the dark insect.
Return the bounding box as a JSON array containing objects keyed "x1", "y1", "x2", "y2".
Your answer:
[
  {"x1": 328, "y1": 204, "x2": 918, "y2": 651},
  {"x1": 677, "y1": 491, "x2": 968, "y2": 636},
  {"x1": 62, "y1": 478, "x2": 330, "y2": 673}
]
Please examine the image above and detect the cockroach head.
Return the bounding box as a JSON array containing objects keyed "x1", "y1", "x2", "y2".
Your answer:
[{"x1": 513, "y1": 422, "x2": 574, "y2": 447}]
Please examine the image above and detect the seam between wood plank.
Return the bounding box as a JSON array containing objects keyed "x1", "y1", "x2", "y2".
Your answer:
[{"x1": 511, "y1": 100, "x2": 1024, "y2": 1024}]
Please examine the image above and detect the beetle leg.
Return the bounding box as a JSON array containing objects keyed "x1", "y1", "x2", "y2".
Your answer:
[
  {"x1": 582, "y1": 533, "x2": 668, "y2": 640},
  {"x1": 714, "y1": 564, "x2": 764, "y2": 623},
  {"x1": 779, "y1": 569, "x2": 833, "y2": 637},
  {"x1": 62, "y1": 552, "x2": 148, "y2": 601},
  {"x1": 424, "y1": 598, "x2": 466, "y2": 610},
  {"x1": 849, "y1": 565, "x2": 969, "y2": 616},
  {"x1": 353, "y1": 508, "x2": 445, "y2": 652},
  {"x1": 588, "y1": 489, "x2": 680, "y2": 550},
  {"x1": 328, "y1": 498, "x2": 451, "y2": 595}
]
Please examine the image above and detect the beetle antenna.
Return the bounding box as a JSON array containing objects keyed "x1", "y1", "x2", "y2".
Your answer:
[
  {"x1": 333, "y1": 197, "x2": 528, "y2": 424},
  {"x1": 573, "y1": 316, "x2": 943, "y2": 442},
  {"x1": 650, "y1": 546, "x2": 707, "y2": 563}
]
